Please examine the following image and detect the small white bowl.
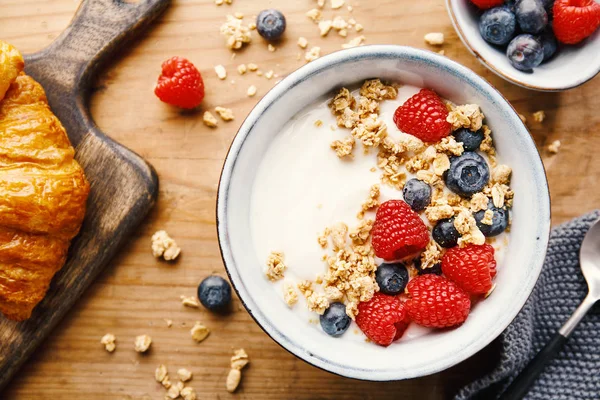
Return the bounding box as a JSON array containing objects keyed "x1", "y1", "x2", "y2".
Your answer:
[
  {"x1": 217, "y1": 46, "x2": 551, "y2": 380},
  {"x1": 446, "y1": 0, "x2": 600, "y2": 91}
]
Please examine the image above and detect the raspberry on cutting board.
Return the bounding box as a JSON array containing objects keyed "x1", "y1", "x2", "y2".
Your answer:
[
  {"x1": 155, "y1": 56, "x2": 205, "y2": 109},
  {"x1": 442, "y1": 243, "x2": 497, "y2": 295},
  {"x1": 371, "y1": 200, "x2": 430, "y2": 261},
  {"x1": 355, "y1": 293, "x2": 410, "y2": 346},
  {"x1": 393, "y1": 89, "x2": 451, "y2": 142},
  {"x1": 406, "y1": 275, "x2": 471, "y2": 328},
  {"x1": 553, "y1": 0, "x2": 600, "y2": 44}
]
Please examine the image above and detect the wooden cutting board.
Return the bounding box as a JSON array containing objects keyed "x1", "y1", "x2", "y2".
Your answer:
[{"x1": 0, "y1": 0, "x2": 170, "y2": 390}]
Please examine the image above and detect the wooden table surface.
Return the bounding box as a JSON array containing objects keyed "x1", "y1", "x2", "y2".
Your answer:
[{"x1": 1, "y1": 0, "x2": 599, "y2": 398}]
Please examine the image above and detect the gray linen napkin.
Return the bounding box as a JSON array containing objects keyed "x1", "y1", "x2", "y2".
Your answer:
[{"x1": 456, "y1": 210, "x2": 600, "y2": 400}]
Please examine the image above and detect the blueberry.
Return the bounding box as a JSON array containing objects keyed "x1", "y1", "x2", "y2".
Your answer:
[
  {"x1": 320, "y1": 302, "x2": 351, "y2": 337},
  {"x1": 417, "y1": 263, "x2": 443, "y2": 276},
  {"x1": 375, "y1": 263, "x2": 409, "y2": 295},
  {"x1": 454, "y1": 128, "x2": 484, "y2": 152},
  {"x1": 515, "y1": 0, "x2": 548, "y2": 34},
  {"x1": 539, "y1": 28, "x2": 558, "y2": 61},
  {"x1": 474, "y1": 201, "x2": 510, "y2": 237},
  {"x1": 507, "y1": 34, "x2": 544, "y2": 71},
  {"x1": 402, "y1": 179, "x2": 432, "y2": 211},
  {"x1": 479, "y1": 6, "x2": 517, "y2": 45},
  {"x1": 198, "y1": 276, "x2": 232, "y2": 312},
  {"x1": 444, "y1": 152, "x2": 490, "y2": 197},
  {"x1": 256, "y1": 9, "x2": 286, "y2": 41},
  {"x1": 432, "y1": 218, "x2": 460, "y2": 248}
]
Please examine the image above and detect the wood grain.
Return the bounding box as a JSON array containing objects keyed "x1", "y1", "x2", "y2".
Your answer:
[{"x1": 1, "y1": 0, "x2": 599, "y2": 399}]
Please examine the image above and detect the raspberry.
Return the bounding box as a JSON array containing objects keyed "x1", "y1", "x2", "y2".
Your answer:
[
  {"x1": 356, "y1": 293, "x2": 409, "y2": 346},
  {"x1": 553, "y1": 0, "x2": 600, "y2": 44},
  {"x1": 393, "y1": 89, "x2": 451, "y2": 142},
  {"x1": 442, "y1": 244, "x2": 496, "y2": 295},
  {"x1": 155, "y1": 57, "x2": 205, "y2": 109},
  {"x1": 469, "y1": 0, "x2": 504, "y2": 9},
  {"x1": 406, "y1": 275, "x2": 471, "y2": 328},
  {"x1": 371, "y1": 200, "x2": 430, "y2": 261}
]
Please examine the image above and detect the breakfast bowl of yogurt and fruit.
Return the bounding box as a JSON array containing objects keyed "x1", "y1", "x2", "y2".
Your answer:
[{"x1": 217, "y1": 45, "x2": 550, "y2": 380}]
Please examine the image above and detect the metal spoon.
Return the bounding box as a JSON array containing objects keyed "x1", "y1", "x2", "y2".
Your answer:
[{"x1": 500, "y1": 218, "x2": 600, "y2": 400}]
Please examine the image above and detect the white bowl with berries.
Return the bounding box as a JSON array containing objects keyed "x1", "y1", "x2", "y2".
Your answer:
[
  {"x1": 217, "y1": 45, "x2": 551, "y2": 380},
  {"x1": 446, "y1": 0, "x2": 600, "y2": 91}
]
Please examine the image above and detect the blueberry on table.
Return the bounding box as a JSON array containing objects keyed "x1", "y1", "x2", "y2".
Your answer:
[
  {"x1": 432, "y1": 218, "x2": 461, "y2": 248},
  {"x1": 454, "y1": 128, "x2": 484, "y2": 152},
  {"x1": 474, "y1": 201, "x2": 510, "y2": 237},
  {"x1": 539, "y1": 28, "x2": 558, "y2": 61},
  {"x1": 506, "y1": 34, "x2": 545, "y2": 71},
  {"x1": 320, "y1": 302, "x2": 351, "y2": 337},
  {"x1": 375, "y1": 263, "x2": 409, "y2": 295},
  {"x1": 198, "y1": 275, "x2": 232, "y2": 312},
  {"x1": 256, "y1": 9, "x2": 286, "y2": 41},
  {"x1": 479, "y1": 6, "x2": 517, "y2": 45},
  {"x1": 515, "y1": 0, "x2": 548, "y2": 34},
  {"x1": 402, "y1": 179, "x2": 432, "y2": 211},
  {"x1": 444, "y1": 152, "x2": 490, "y2": 197}
]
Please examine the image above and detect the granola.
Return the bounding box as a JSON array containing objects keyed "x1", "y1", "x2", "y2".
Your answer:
[
  {"x1": 265, "y1": 251, "x2": 287, "y2": 281},
  {"x1": 215, "y1": 106, "x2": 235, "y2": 121},
  {"x1": 151, "y1": 230, "x2": 181, "y2": 261},
  {"x1": 134, "y1": 334, "x2": 152, "y2": 353},
  {"x1": 297, "y1": 280, "x2": 329, "y2": 314},
  {"x1": 283, "y1": 281, "x2": 299, "y2": 307},
  {"x1": 100, "y1": 333, "x2": 116, "y2": 353},
  {"x1": 203, "y1": 111, "x2": 218, "y2": 128},
  {"x1": 533, "y1": 110, "x2": 545, "y2": 123},
  {"x1": 447, "y1": 104, "x2": 485, "y2": 132},
  {"x1": 331, "y1": 136, "x2": 355, "y2": 158},
  {"x1": 424, "y1": 32, "x2": 445, "y2": 45},
  {"x1": 305, "y1": 46, "x2": 321, "y2": 62},
  {"x1": 220, "y1": 15, "x2": 251, "y2": 50},
  {"x1": 190, "y1": 322, "x2": 210, "y2": 342},
  {"x1": 548, "y1": 140, "x2": 561, "y2": 154}
]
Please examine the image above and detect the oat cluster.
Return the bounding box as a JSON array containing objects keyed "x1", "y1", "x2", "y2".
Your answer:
[
  {"x1": 226, "y1": 349, "x2": 249, "y2": 392},
  {"x1": 220, "y1": 14, "x2": 252, "y2": 50},
  {"x1": 155, "y1": 364, "x2": 197, "y2": 400},
  {"x1": 265, "y1": 251, "x2": 287, "y2": 281},
  {"x1": 152, "y1": 230, "x2": 181, "y2": 261}
]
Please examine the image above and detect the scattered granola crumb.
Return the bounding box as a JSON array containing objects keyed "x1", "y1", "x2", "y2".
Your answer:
[
  {"x1": 548, "y1": 140, "x2": 561, "y2": 154},
  {"x1": 180, "y1": 295, "x2": 200, "y2": 308},
  {"x1": 234, "y1": 11, "x2": 244, "y2": 19},
  {"x1": 165, "y1": 319, "x2": 173, "y2": 327},
  {"x1": 203, "y1": 111, "x2": 218, "y2": 128},
  {"x1": 339, "y1": 28, "x2": 348, "y2": 37},
  {"x1": 331, "y1": 0, "x2": 345, "y2": 9},
  {"x1": 492, "y1": 164, "x2": 512, "y2": 184},
  {"x1": 330, "y1": 222, "x2": 349, "y2": 251},
  {"x1": 342, "y1": 35, "x2": 365, "y2": 49},
  {"x1": 518, "y1": 113, "x2": 527, "y2": 124},
  {"x1": 214, "y1": 65, "x2": 227, "y2": 80},
  {"x1": 332, "y1": 16, "x2": 348, "y2": 31},
  {"x1": 226, "y1": 369, "x2": 242, "y2": 393},
  {"x1": 155, "y1": 364, "x2": 168, "y2": 383},
  {"x1": 134, "y1": 334, "x2": 152, "y2": 353},
  {"x1": 237, "y1": 64, "x2": 247, "y2": 74},
  {"x1": 481, "y1": 209, "x2": 494, "y2": 225},
  {"x1": 220, "y1": 15, "x2": 252, "y2": 50},
  {"x1": 318, "y1": 0, "x2": 326, "y2": 7},
  {"x1": 190, "y1": 322, "x2": 210, "y2": 343},
  {"x1": 319, "y1": 20, "x2": 333, "y2": 36},
  {"x1": 248, "y1": 22, "x2": 256, "y2": 30},
  {"x1": 283, "y1": 281, "x2": 299, "y2": 307},
  {"x1": 100, "y1": 333, "x2": 116, "y2": 353},
  {"x1": 424, "y1": 32, "x2": 445, "y2": 45},
  {"x1": 181, "y1": 387, "x2": 197, "y2": 400},
  {"x1": 215, "y1": 106, "x2": 235, "y2": 121},
  {"x1": 256, "y1": 70, "x2": 263, "y2": 76},
  {"x1": 266, "y1": 251, "x2": 287, "y2": 281},
  {"x1": 151, "y1": 230, "x2": 181, "y2": 261},
  {"x1": 265, "y1": 70, "x2": 274, "y2": 79},
  {"x1": 331, "y1": 136, "x2": 356, "y2": 158},
  {"x1": 438, "y1": 49, "x2": 445, "y2": 55},
  {"x1": 447, "y1": 104, "x2": 485, "y2": 131},
  {"x1": 231, "y1": 348, "x2": 249, "y2": 370},
  {"x1": 268, "y1": 44, "x2": 276, "y2": 52},
  {"x1": 348, "y1": 4, "x2": 354, "y2": 11},
  {"x1": 306, "y1": 8, "x2": 322, "y2": 23},
  {"x1": 247, "y1": 63, "x2": 258, "y2": 71},
  {"x1": 178, "y1": 368, "x2": 193, "y2": 382},
  {"x1": 305, "y1": 46, "x2": 321, "y2": 62},
  {"x1": 247, "y1": 85, "x2": 257, "y2": 97},
  {"x1": 298, "y1": 37, "x2": 308, "y2": 48},
  {"x1": 314, "y1": 119, "x2": 323, "y2": 127},
  {"x1": 166, "y1": 383, "x2": 181, "y2": 399},
  {"x1": 533, "y1": 110, "x2": 545, "y2": 123},
  {"x1": 215, "y1": 0, "x2": 223, "y2": 5},
  {"x1": 318, "y1": 227, "x2": 330, "y2": 248},
  {"x1": 355, "y1": 23, "x2": 364, "y2": 32}
]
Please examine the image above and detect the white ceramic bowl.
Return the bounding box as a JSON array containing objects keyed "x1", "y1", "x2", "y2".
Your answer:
[
  {"x1": 217, "y1": 45, "x2": 551, "y2": 380},
  {"x1": 446, "y1": 0, "x2": 600, "y2": 91}
]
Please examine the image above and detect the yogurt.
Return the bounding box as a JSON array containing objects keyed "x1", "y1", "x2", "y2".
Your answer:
[{"x1": 250, "y1": 82, "x2": 508, "y2": 344}]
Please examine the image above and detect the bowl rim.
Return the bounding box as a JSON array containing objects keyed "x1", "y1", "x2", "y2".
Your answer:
[
  {"x1": 445, "y1": 0, "x2": 600, "y2": 92},
  {"x1": 216, "y1": 45, "x2": 551, "y2": 381}
]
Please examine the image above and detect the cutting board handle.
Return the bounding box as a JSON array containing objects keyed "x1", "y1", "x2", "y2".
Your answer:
[{"x1": 25, "y1": 0, "x2": 171, "y2": 144}]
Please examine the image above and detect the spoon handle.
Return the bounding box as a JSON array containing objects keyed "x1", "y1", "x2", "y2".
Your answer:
[{"x1": 499, "y1": 294, "x2": 596, "y2": 400}]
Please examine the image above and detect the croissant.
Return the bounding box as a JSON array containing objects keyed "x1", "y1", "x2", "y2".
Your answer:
[{"x1": 0, "y1": 40, "x2": 90, "y2": 321}]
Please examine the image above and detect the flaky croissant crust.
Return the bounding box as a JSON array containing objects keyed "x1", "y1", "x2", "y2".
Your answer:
[{"x1": 0, "y1": 40, "x2": 90, "y2": 321}]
